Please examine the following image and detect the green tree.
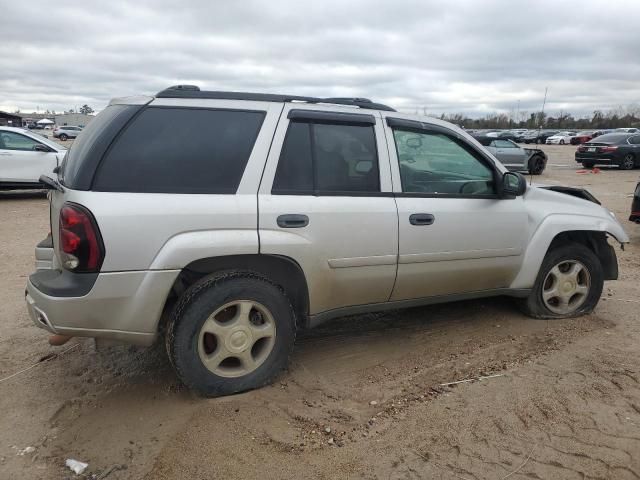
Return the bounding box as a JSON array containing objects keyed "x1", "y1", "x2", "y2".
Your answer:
[{"x1": 79, "y1": 104, "x2": 94, "y2": 115}]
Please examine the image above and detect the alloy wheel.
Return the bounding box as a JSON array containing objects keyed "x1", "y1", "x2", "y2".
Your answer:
[
  {"x1": 622, "y1": 154, "x2": 635, "y2": 170},
  {"x1": 197, "y1": 300, "x2": 276, "y2": 378},
  {"x1": 542, "y1": 260, "x2": 591, "y2": 315}
]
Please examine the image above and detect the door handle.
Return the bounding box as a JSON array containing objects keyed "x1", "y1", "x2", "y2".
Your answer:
[
  {"x1": 409, "y1": 213, "x2": 435, "y2": 226},
  {"x1": 277, "y1": 214, "x2": 309, "y2": 228}
]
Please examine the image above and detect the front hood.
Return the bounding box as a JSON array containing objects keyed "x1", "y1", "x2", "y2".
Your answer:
[{"x1": 524, "y1": 185, "x2": 630, "y2": 244}]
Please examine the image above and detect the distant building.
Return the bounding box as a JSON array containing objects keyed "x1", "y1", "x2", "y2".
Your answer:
[
  {"x1": 0, "y1": 111, "x2": 23, "y2": 127},
  {"x1": 54, "y1": 113, "x2": 94, "y2": 127}
]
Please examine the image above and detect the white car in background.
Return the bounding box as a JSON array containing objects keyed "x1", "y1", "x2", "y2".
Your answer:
[
  {"x1": 0, "y1": 127, "x2": 67, "y2": 190},
  {"x1": 546, "y1": 131, "x2": 577, "y2": 145}
]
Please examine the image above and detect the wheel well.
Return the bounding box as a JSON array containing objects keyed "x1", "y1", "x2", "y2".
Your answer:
[
  {"x1": 161, "y1": 254, "x2": 310, "y2": 331},
  {"x1": 548, "y1": 231, "x2": 618, "y2": 280}
]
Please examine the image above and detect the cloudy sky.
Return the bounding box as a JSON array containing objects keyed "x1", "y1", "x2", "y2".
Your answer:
[{"x1": 2, "y1": 0, "x2": 639, "y2": 118}]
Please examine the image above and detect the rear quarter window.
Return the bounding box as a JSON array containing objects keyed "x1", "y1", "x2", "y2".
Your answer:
[{"x1": 93, "y1": 107, "x2": 265, "y2": 194}]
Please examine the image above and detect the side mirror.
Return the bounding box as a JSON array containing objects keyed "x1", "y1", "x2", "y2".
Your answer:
[
  {"x1": 34, "y1": 144, "x2": 50, "y2": 152},
  {"x1": 501, "y1": 171, "x2": 526, "y2": 198}
]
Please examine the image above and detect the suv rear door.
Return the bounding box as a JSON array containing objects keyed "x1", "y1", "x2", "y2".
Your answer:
[
  {"x1": 383, "y1": 115, "x2": 528, "y2": 301},
  {"x1": 258, "y1": 105, "x2": 398, "y2": 316}
]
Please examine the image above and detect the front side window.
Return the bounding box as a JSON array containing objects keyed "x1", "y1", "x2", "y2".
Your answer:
[
  {"x1": 93, "y1": 107, "x2": 265, "y2": 193},
  {"x1": 393, "y1": 129, "x2": 495, "y2": 195},
  {"x1": 272, "y1": 121, "x2": 379, "y2": 194},
  {"x1": 493, "y1": 139, "x2": 516, "y2": 148},
  {"x1": 0, "y1": 131, "x2": 41, "y2": 151},
  {"x1": 629, "y1": 136, "x2": 640, "y2": 145}
]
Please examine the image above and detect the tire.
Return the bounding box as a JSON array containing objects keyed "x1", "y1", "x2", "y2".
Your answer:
[
  {"x1": 528, "y1": 155, "x2": 545, "y2": 175},
  {"x1": 535, "y1": 138, "x2": 541, "y2": 144},
  {"x1": 518, "y1": 243, "x2": 603, "y2": 319},
  {"x1": 620, "y1": 153, "x2": 635, "y2": 170},
  {"x1": 559, "y1": 139, "x2": 565, "y2": 145},
  {"x1": 167, "y1": 271, "x2": 296, "y2": 397},
  {"x1": 59, "y1": 134, "x2": 68, "y2": 141},
  {"x1": 581, "y1": 161, "x2": 595, "y2": 169}
]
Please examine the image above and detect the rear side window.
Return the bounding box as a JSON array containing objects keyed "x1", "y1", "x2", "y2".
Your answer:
[
  {"x1": 93, "y1": 107, "x2": 265, "y2": 194},
  {"x1": 272, "y1": 121, "x2": 379, "y2": 194}
]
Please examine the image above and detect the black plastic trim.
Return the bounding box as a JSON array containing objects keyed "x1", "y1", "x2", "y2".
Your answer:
[
  {"x1": 156, "y1": 87, "x2": 396, "y2": 111},
  {"x1": 288, "y1": 109, "x2": 375, "y2": 125},
  {"x1": 271, "y1": 190, "x2": 395, "y2": 197},
  {"x1": 29, "y1": 269, "x2": 98, "y2": 297}
]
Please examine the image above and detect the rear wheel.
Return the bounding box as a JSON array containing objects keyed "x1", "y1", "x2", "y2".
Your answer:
[
  {"x1": 59, "y1": 134, "x2": 68, "y2": 141},
  {"x1": 528, "y1": 155, "x2": 545, "y2": 175},
  {"x1": 518, "y1": 243, "x2": 603, "y2": 319},
  {"x1": 167, "y1": 272, "x2": 296, "y2": 397},
  {"x1": 621, "y1": 154, "x2": 635, "y2": 170},
  {"x1": 581, "y1": 161, "x2": 595, "y2": 169},
  {"x1": 559, "y1": 139, "x2": 565, "y2": 145}
]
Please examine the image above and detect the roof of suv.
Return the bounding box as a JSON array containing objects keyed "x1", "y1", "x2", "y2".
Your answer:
[{"x1": 155, "y1": 85, "x2": 397, "y2": 112}]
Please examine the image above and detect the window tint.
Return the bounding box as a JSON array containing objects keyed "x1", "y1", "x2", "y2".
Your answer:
[
  {"x1": 272, "y1": 122, "x2": 313, "y2": 192},
  {"x1": 393, "y1": 129, "x2": 494, "y2": 195},
  {"x1": 94, "y1": 107, "x2": 265, "y2": 193},
  {"x1": 272, "y1": 121, "x2": 380, "y2": 194},
  {"x1": 0, "y1": 131, "x2": 41, "y2": 151}
]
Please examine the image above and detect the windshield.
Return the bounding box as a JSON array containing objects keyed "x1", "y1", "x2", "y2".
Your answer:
[{"x1": 60, "y1": 105, "x2": 127, "y2": 186}]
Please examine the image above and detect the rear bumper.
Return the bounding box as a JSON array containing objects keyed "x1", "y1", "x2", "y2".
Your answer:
[
  {"x1": 26, "y1": 268, "x2": 179, "y2": 346},
  {"x1": 575, "y1": 154, "x2": 620, "y2": 164}
]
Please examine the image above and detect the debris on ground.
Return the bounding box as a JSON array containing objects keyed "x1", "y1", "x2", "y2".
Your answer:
[
  {"x1": 65, "y1": 458, "x2": 89, "y2": 475},
  {"x1": 17, "y1": 446, "x2": 36, "y2": 456}
]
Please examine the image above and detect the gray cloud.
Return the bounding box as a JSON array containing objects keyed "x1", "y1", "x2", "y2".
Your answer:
[{"x1": 1, "y1": 0, "x2": 639, "y2": 118}]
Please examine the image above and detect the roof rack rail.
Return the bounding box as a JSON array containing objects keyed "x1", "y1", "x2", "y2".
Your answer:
[{"x1": 156, "y1": 86, "x2": 396, "y2": 112}]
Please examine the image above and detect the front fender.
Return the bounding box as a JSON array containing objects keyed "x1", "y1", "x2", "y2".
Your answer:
[{"x1": 510, "y1": 213, "x2": 629, "y2": 289}]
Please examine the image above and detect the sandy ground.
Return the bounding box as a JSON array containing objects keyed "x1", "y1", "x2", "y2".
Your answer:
[{"x1": 1, "y1": 144, "x2": 639, "y2": 479}]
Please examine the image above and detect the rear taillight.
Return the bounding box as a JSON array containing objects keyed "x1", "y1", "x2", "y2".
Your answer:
[
  {"x1": 601, "y1": 146, "x2": 618, "y2": 152},
  {"x1": 59, "y1": 203, "x2": 104, "y2": 272},
  {"x1": 577, "y1": 146, "x2": 586, "y2": 152}
]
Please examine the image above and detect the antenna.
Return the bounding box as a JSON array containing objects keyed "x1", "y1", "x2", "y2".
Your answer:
[{"x1": 539, "y1": 87, "x2": 548, "y2": 128}]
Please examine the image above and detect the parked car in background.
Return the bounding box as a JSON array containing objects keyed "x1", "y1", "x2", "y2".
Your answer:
[
  {"x1": 513, "y1": 130, "x2": 533, "y2": 143},
  {"x1": 575, "y1": 133, "x2": 640, "y2": 169},
  {"x1": 546, "y1": 131, "x2": 577, "y2": 145},
  {"x1": 570, "y1": 131, "x2": 596, "y2": 145},
  {"x1": 630, "y1": 181, "x2": 640, "y2": 223},
  {"x1": 0, "y1": 126, "x2": 67, "y2": 189},
  {"x1": 474, "y1": 136, "x2": 547, "y2": 174},
  {"x1": 616, "y1": 128, "x2": 639, "y2": 134},
  {"x1": 523, "y1": 130, "x2": 559, "y2": 144},
  {"x1": 486, "y1": 130, "x2": 519, "y2": 141},
  {"x1": 27, "y1": 85, "x2": 629, "y2": 396},
  {"x1": 53, "y1": 126, "x2": 83, "y2": 141}
]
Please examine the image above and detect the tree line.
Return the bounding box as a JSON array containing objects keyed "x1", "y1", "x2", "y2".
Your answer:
[{"x1": 438, "y1": 105, "x2": 640, "y2": 130}]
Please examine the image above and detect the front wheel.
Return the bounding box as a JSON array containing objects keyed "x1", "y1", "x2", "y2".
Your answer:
[
  {"x1": 518, "y1": 243, "x2": 603, "y2": 319},
  {"x1": 528, "y1": 155, "x2": 545, "y2": 175},
  {"x1": 559, "y1": 139, "x2": 565, "y2": 145},
  {"x1": 167, "y1": 272, "x2": 296, "y2": 397},
  {"x1": 582, "y1": 161, "x2": 595, "y2": 169},
  {"x1": 59, "y1": 134, "x2": 68, "y2": 141},
  {"x1": 621, "y1": 154, "x2": 635, "y2": 170}
]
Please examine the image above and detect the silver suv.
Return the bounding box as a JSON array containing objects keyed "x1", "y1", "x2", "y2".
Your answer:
[
  {"x1": 26, "y1": 85, "x2": 629, "y2": 396},
  {"x1": 53, "y1": 126, "x2": 82, "y2": 141}
]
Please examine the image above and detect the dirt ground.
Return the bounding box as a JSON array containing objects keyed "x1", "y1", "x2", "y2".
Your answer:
[{"x1": 1, "y1": 144, "x2": 639, "y2": 479}]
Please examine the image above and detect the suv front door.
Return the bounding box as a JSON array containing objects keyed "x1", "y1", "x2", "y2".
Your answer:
[
  {"x1": 258, "y1": 105, "x2": 398, "y2": 316},
  {"x1": 383, "y1": 116, "x2": 528, "y2": 301}
]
